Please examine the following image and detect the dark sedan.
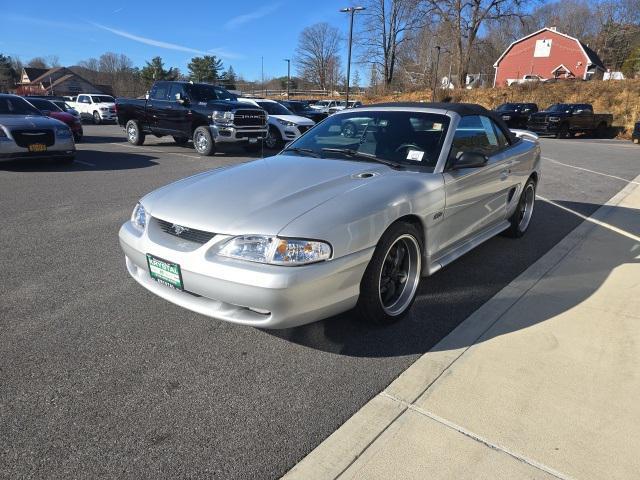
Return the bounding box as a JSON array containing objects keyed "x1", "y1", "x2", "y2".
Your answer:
[
  {"x1": 494, "y1": 103, "x2": 538, "y2": 128},
  {"x1": 279, "y1": 100, "x2": 327, "y2": 124}
]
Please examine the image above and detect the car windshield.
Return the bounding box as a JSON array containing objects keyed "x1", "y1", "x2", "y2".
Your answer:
[
  {"x1": 0, "y1": 96, "x2": 42, "y2": 115},
  {"x1": 256, "y1": 101, "x2": 292, "y2": 115},
  {"x1": 284, "y1": 110, "x2": 450, "y2": 170},
  {"x1": 53, "y1": 101, "x2": 69, "y2": 111},
  {"x1": 187, "y1": 84, "x2": 236, "y2": 102},
  {"x1": 315, "y1": 101, "x2": 330, "y2": 107},
  {"x1": 28, "y1": 99, "x2": 61, "y2": 112},
  {"x1": 496, "y1": 103, "x2": 520, "y2": 112},
  {"x1": 91, "y1": 96, "x2": 114, "y2": 103},
  {"x1": 546, "y1": 104, "x2": 572, "y2": 113}
]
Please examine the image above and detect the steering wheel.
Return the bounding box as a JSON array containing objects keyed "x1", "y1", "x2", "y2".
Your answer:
[{"x1": 394, "y1": 143, "x2": 422, "y2": 153}]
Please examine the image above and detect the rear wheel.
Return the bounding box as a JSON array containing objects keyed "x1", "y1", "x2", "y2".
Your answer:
[
  {"x1": 173, "y1": 136, "x2": 189, "y2": 146},
  {"x1": 92, "y1": 111, "x2": 101, "y2": 125},
  {"x1": 595, "y1": 122, "x2": 608, "y2": 138},
  {"x1": 126, "y1": 120, "x2": 145, "y2": 146},
  {"x1": 73, "y1": 131, "x2": 82, "y2": 143},
  {"x1": 193, "y1": 126, "x2": 215, "y2": 156},
  {"x1": 355, "y1": 222, "x2": 423, "y2": 325},
  {"x1": 555, "y1": 124, "x2": 569, "y2": 139},
  {"x1": 503, "y1": 179, "x2": 536, "y2": 238}
]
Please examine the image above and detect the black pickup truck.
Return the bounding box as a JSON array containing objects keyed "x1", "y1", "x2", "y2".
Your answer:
[
  {"x1": 494, "y1": 103, "x2": 538, "y2": 128},
  {"x1": 116, "y1": 81, "x2": 268, "y2": 155},
  {"x1": 527, "y1": 103, "x2": 613, "y2": 138}
]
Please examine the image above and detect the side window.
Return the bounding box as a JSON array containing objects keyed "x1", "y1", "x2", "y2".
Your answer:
[
  {"x1": 168, "y1": 83, "x2": 186, "y2": 102},
  {"x1": 449, "y1": 115, "x2": 503, "y2": 163},
  {"x1": 490, "y1": 119, "x2": 510, "y2": 148},
  {"x1": 150, "y1": 83, "x2": 169, "y2": 101}
]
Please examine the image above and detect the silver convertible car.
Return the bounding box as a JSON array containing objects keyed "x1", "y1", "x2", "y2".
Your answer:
[{"x1": 119, "y1": 103, "x2": 540, "y2": 328}]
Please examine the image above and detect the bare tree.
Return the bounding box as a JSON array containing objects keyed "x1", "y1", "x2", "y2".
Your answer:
[
  {"x1": 27, "y1": 57, "x2": 48, "y2": 69},
  {"x1": 295, "y1": 23, "x2": 342, "y2": 90},
  {"x1": 421, "y1": 0, "x2": 527, "y2": 88},
  {"x1": 359, "y1": 0, "x2": 427, "y2": 88}
]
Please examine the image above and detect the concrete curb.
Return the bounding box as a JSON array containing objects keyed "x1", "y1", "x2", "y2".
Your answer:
[{"x1": 282, "y1": 173, "x2": 640, "y2": 480}]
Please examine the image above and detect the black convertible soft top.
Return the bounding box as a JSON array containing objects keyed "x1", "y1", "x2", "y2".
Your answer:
[{"x1": 366, "y1": 101, "x2": 517, "y2": 142}]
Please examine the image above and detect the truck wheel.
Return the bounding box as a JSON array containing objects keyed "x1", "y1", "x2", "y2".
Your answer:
[
  {"x1": 126, "y1": 120, "x2": 145, "y2": 146},
  {"x1": 193, "y1": 126, "x2": 215, "y2": 156},
  {"x1": 354, "y1": 221, "x2": 423, "y2": 325},
  {"x1": 264, "y1": 126, "x2": 283, "y2": 150},
  {"x1": 555, "y1": 124, "x2": 569, "y2": 139},
  {"x1": 503, "y1": 178, "x2": 536, "y2": 238},
  {"x1": 596, "y1": 122, "x2": 608, "y2": 138},
  {"x1": 173, "y1": 136, "x2": 189, "y2": 146},
  {"x1": 93, "y1": 111, "x2": 101, "y2": 125}
]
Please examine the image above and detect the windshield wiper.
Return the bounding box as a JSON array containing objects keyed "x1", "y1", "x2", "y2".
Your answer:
[
  {"x1": 282, "y1": 147, "x2": 321, "y2": 158},
  {"x1": 321, "y1": 148, "x2": 403, "y2": 169}
]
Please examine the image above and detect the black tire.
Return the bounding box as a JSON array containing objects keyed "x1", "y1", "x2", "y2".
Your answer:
[
  {"x1": 355, "y1": 222, "x2": 423, "y2": 325},
  {"x1": 126, "y1": 120, "x2": 145, "y2": 146},
  {"x1": 555, "y1": 124, "x2": 569, "y2": 139},
  {"x1": 503, "y1": 178, "x2": 536, "y2": 238},
  {"x1": 73, "y1": 132, "x2": 82, "y2": 143},
  {"x1": 92, "y1": 111, "x2": 101, "y2": 125},
  {"x1": 595, "y1": 122, "x2": 608, "y2": 138},
  {"x1": 173, "y1": 136, "x2": 189, "y2": 145},
  {"x1": 342, "y1": 121, "x2": 358, "y2": 138},
  {"x1": 264, "y1": 125, "x2": 283, "y2": 150},
  {"x1": 193, "y1": 126, "x2": 215, "y2": 156}
]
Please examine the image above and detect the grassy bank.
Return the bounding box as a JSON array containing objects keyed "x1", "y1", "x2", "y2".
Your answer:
[{"x1": 366, "y1": 80, "x2": 640, "y2": 138}]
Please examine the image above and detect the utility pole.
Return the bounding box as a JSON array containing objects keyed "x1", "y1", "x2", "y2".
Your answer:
[
  {"x1": 431, "y1": 46, "x2": 441, "y2": 102},
  {"x1": 284, "y1": 59, "x2": 291, "y2": 99},
  {"x1": 340, "y1": 6, "x2": 365, "y2": 107}
]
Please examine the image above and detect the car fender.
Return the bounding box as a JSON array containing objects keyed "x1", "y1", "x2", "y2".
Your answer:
[{"x1": 278, "y1": 172, "x2": 445, "y2": 260}]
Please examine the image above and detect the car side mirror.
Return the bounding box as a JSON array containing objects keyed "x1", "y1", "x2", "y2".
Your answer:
[
  {"x1": 175, "y1": 93, "x2": 189, "y2": 105},
  {"x1": 452, "y1": 151, "x2": 488, "y2": 170}
]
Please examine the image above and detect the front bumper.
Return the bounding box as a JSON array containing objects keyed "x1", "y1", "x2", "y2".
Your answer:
[
  {"x1": 210, "y1": 125, "x2": 267, "y2": 144},
  {"x1": 119, "y1": 221, "x2": 373, "y2": 328},
  {"x1": 526, "y1": 123, "x2": 560, "y2": 135},
  {"x1": 0, "y1": 137, "x2": 75, "y2": 162},
  {"x1": 98, "y1": 111, "x2": 117, "y2": 121}
]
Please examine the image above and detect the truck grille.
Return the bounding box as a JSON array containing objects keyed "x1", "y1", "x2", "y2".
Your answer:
[
  {"x1": 528, "y1": 116, "x2": 548, "y2": 125},
  {"x1": 234, "y1": 109, "x2": 267, "y2": 127},
  {"x1": 11, "y1": 129, "x2": 55, "y2": 148},
  {"x1": 155, "y1": 218, "x2": 216, "y2": 244}
]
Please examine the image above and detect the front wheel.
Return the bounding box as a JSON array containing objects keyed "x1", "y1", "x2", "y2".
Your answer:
[
  {"x1": 555, "y1": 124, "x2": 569, "y2": 139},
  {"x1": 93, "y1": 111, "x2": 101, "y2": 125},
  {"x1": 355, "y1": 222, "x2": 423, "y2": 325},
  {"x1": 126, "y1": 120, "x2": 145, "y2": 146},
  {"x1": 503, "y1": 179, "x2": 536, "y2": 238},
  {"x1": 193, "y1": 126, "x2": 215, "y2": 156},
  {"x1": 264, "y1": 125, "x2": 283, "y2": 150}
]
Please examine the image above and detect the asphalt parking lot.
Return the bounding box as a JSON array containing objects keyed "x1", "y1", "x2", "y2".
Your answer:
[{"x1": 1, "y1": 125, "x2": 639, "y2": 479}]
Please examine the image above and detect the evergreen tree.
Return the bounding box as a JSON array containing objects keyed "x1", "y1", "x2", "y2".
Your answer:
[
  {"x1": 140, "y1": 57, "x2": 179, "y2": 86},
  {"x1": 220, "y1": 65, "x2": 237, "y2": 89},
  {"x1": 187, "y1": 56, "x2": 223, "y2": 83},
  {"x1": 0, "y1": 54, "x2": 17, "y2": 92}
]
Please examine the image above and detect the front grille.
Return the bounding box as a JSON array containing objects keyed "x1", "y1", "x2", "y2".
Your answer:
[
  {"x1": 155, "y1": 218, "x2": 216, "y2": 244},
  {"x1": 233, "y1": 109, "x2": 267, "y2": 127},
  {"x1": 11, "y1": 129, "x2": 55, "y2": 148},
  {"x1": 237, "y1": 131, "x2": 263, "y2": 139},
  {"x1": 528, "y1": 116, "x2": 548, "y2": 125},
  {"x1": 297, "y1": 125, "x2": 311, "y2": 134}
]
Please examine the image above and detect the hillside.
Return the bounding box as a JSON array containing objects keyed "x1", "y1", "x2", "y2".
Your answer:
[{"x1": 366, "y1": 80, "x2": 640, "y2": 138}]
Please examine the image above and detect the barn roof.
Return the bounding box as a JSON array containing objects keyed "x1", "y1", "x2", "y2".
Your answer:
[{"x1": 493, "y1": 27, "x2": 606, "y2": 70}]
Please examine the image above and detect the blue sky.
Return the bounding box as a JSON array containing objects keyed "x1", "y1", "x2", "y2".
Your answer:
[{"x1": 0, "y1": 1, "x2": 363, "y2": 82}]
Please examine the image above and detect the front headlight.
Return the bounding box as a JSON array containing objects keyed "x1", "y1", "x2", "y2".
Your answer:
[
  {"x1": 217, "y1": 235, "x2": 331, "y2": 265},
  {"x1": 549, "y1": 116, "x2": 561, "y2": 122},
  {"x1": 212, "y1": 110, "x2": 234, "y2": 125},
  {"x1": 99, "y1": 107, "x2": 109, "y2": 111},
  {"x1": 55, "y1": 126, "x2": 72, "y2": 138},
  {"x1": 131, "y1": 203, "x2": 147, "y2": 231},
  {"x1": 276, "y1": 118, "x2": 297, "y2": 127}
]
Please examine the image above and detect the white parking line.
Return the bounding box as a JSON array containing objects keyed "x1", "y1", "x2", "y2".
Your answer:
[
  {"x1": 537, "y1": 195, "x2": 640, "y2": 243},
  {"x1": 542, "y1": 156, "x2": 640, "y2": 185},
  {"x1": 108, "y1": 142, "x2": 202, "y2": 159}
]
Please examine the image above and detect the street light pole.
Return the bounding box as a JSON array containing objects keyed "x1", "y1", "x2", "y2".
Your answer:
[
  {"x1": 432, "y1": 46, "x2": 441, "y2": 102},
  {"x1": 340, "y1": 6, "x2": 365, "y2": 108},
  {"x1": 284, "y1": 58, "x2": 291, "y2": 100},
  {"x1": 261, "y1": 56, "x2": 264, "y2": 97}
]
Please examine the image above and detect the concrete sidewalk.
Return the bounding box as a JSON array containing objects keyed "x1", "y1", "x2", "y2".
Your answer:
[{"x1": 284, "y1": 175, "x2": 640, "y2": 480}]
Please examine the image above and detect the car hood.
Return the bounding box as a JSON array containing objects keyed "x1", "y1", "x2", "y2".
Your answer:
[
  {"x1": 0, "y1": 114, "x2": 62, "y2": 128},
  {"x1": 142, "y1": 155, "x2": 388, "y2": 236},
  {"x1": 269, "y1": 114, "x2": 315, "y2": 125}
]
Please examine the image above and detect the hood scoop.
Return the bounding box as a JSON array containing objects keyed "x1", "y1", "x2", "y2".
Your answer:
[{"x1": 352, "y1": 172, "x2": 378, "y2": 179}]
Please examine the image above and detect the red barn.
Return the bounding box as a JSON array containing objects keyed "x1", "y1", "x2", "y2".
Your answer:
[{"x1": 493, "y1": 27, "x2": 606, "y2": 87}]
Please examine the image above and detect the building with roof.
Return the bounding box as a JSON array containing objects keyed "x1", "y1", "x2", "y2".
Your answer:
[
  {"x1": 16, "y1": 66, "x2": 112, "y2": 96},
  {"x1": 493, "y1": 27, "x2": 606, "y2": 87}
]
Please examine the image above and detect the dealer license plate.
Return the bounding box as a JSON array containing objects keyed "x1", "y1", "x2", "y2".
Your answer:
[
  {"x1": 249, "y1": 137, "x2": 258, "y2": 143},
  {"x1": 146, "y1": 254, "x2": 183, "y2": 290},
  {"x1": 28, "y1": 144, "x2": 47, "y2": 152}
]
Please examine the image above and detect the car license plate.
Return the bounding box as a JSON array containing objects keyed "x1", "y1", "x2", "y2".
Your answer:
[
  {"x1": 146, "y1": 254, "x2": 183, "y2": 290},
  {"x1": 249, "y1": 138, "x2": 258, "y2": 144},
  {"x1": 28, "y1": 144, "x2": 47, "y2": 152}
]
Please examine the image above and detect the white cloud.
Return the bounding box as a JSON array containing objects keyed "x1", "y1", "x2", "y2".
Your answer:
[{"x1": 224, "y1": 3, "x2": 282, "y2": 29}]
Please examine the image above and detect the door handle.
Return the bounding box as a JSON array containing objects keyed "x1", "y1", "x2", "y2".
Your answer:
[{"x1": 500, "y1": 169, "x2": 511, "y2": 180}]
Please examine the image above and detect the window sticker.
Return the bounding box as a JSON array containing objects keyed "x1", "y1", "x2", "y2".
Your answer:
[
  {"x1": 407, "y1": 150, "x2": 424, "y2": 161},
  {"x1": 433, "y1": 122, "x2": 443, "y2": 131}
]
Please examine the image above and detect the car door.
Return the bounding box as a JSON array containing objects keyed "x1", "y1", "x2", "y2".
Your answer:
[
  {"x1": 438, "y1": 115, "x2": 515, "y2": 253},
  {"x1": 161, "y1": 83, "x2": 190, "y2": 136},
  {"x1": 146, "y1": 82, "x2": 171, "y2": 132},
  {"x1": 76, "y1": 95, "x2": 90, "y2": 117}
]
